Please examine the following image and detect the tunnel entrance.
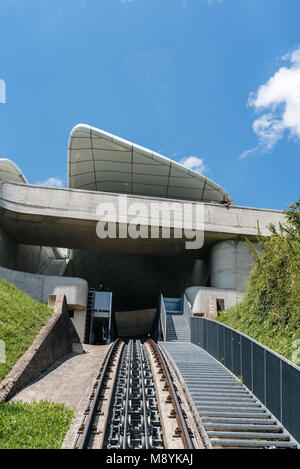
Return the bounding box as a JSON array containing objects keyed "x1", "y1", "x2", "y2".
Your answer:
[
  {"x1": 70, "y1": 250, "x2": 199, "y2": 312},
  {"x1": 84, "y1": 290, "x2": 160, "y2": 344}
]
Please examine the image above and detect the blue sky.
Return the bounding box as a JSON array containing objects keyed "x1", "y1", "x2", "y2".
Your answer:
[{"x1": 0, "y1": 0, "x2": 300, "y2": 209}]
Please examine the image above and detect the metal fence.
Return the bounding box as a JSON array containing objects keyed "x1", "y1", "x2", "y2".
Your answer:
[
  {"x1": 190, "y1": 316, "x2": 300, "y2": 444},
  {"x1": 160, "y1": 294, "x2": 167, "y2": 341},
  {"x1": 183, "y1": 294, "x2": 192, "y2": 332}
]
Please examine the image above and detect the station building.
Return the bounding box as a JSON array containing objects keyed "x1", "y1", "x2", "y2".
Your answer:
[{"x1": 0, "y1": 124, "x2": 284, "y2": 342}]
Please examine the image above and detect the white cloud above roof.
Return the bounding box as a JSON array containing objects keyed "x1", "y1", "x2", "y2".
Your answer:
[
  {"x1": 240, "y1": 46, "x2": 300, "y2": 158},
  {"x1": 36, "y1": 177, "x2": 64, "y2": 188},
  {"x1": 179, "y1": 156, "x2": 206, "y2": 174}
]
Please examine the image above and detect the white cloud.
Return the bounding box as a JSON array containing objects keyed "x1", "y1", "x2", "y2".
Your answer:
[
  {"x1": 180, "y1": 156, "x2": 206, "y2": 174},
  {"x1": 240, "y1": 46, "x2": 300, "y2": 158},
  {"x1": 36, "y1": 177, "x2": 64, "y2": 188},
  {"x1": 0, "y1": 79, "x2": 6, "y2": 104}
]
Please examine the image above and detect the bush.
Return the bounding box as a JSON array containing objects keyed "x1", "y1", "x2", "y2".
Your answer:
[{"x1": 217, "y1": 199, "x2": 300, "y2": 361}]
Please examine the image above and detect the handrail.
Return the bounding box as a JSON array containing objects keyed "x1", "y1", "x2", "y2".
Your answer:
[
  {"x1": 160, "y1": 293, "x2": 167, "y2": 341},
  {"x1": 182, "y1": 294, "x2": 192, "y2": 332}
]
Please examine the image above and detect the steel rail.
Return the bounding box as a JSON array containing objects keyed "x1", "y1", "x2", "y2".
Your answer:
[
  {"x1": 122, "y1": 339, "x2": 133, "y2": 449},
  {"x1": 77, "y1": 339, "x2": 122, "y2": 449},
  {"x1": 138, "y1": 340, "x2": 150, "y2": 449},
  {"x1": 147, "y1": 339, "x2": 194, "y2": 449}
]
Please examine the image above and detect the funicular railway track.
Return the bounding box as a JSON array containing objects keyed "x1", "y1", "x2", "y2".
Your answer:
[{"x1": 73, "y1": 339, "x2": 197, "y2": 450}]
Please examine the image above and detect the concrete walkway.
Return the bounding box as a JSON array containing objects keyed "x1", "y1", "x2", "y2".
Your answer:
[{"x1": 11, "y1": 344, "x2": 110, "y2": 408}]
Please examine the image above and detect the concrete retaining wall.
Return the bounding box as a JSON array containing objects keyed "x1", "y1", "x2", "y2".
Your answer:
[
  {"x1": 0, "y1": 226, "x2": 62, "y2": 275},
  {"x1": 0, "y1": 265, "x2": 88, "y2": 309},
  {"x1": 16, "y1": 244, "x2": 56, "y2": 274},
  {"x1": 0, "y1": 294, "x2": 83, "y2": 401},
  {"x1": 185, "y1": 286, "x2": 244, "y2": 315},
  {"x1": 0, "y1": 266, "x2": 88, "y2": 340}
]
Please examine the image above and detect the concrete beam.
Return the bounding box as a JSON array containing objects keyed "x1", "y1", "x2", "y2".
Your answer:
[{"x1": 0, "y1": 179, "x2": 285, "y2": 257}]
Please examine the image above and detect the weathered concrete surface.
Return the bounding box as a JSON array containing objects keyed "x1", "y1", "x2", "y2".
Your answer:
[
  {"x1": 0, "y1": 226, "x2": 61, "y2": 274},
  {"x1": 185, "y1": 286, "x2": 243, "y2": 315},
  {"x1": 204, "y1": 297, "x2": 218, "y2": 320},
  {"x1": 0, "y1": 266, "x2": 88, "y2": 309},
  {"x1": 0, "y1": 179, "x2": 285, "y2": 257},
  {"x1": 62, "y1": 343, "x2": 121, "y2": 449},
  {"x1": 39, "y1": 258, "x2": 69, "y2": 276},
  {"x1": 210, "y1": 239, "x2": 260, "y2": 291},
  {"x1": 115, "y1": 308, "x2": 156, "y2": 337},
  {"x1": 11, "y1": 344, "x2": 109, "y2": 408},
  {"x1": 0, "y1": 226, "x2": 16, "y2": 268},
  {"x1": 0, "y1": 294, "x2": 82, "y2": 401},
  {"x1": 16, "y1": 244, "x2": 57, "y2": 274},
  {"x1": 0, "y1": 266, "x2": 88, "y2": 340}
]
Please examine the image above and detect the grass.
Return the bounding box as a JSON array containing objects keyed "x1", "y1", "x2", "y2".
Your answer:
[
  {"x1": 0, "y1": 401, "x2": 74, "y2": 449},
  {"x1": 0, "y1": 278, "x2": 52, "y2": 382}
]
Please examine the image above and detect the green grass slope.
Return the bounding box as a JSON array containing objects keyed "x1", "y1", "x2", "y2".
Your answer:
[
  {"x1": 0, "y1": 401, "x2": 74, "y2": 449},
  {"x1": 0, "y1": 278, "x2": 52, "y2": 382},
  {"x1": 217, "y1": 199, "x2": 300, "y2": 362}
]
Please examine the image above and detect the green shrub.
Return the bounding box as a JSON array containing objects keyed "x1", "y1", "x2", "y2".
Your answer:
[{"x1": 217, "y1": 199, "x2": 300, "y2": 361}]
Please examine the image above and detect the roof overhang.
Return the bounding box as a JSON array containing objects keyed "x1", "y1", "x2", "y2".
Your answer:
[
  {"x1": 0, "y1": 159, "x2": 28, "y2": 184},
  {"x1": 68, "y1": 124, "x2": 232, "y2": 203}
]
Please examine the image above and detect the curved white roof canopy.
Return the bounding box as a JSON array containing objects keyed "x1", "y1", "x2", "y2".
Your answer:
[
  {"x1": 68, "y1": 124, "x2": 232, "y2": 203},
  {"x1": 0, "y1": 159, "x2": 27, "y2": 184}
]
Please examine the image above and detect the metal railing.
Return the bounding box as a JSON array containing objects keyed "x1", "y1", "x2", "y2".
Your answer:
[
  {"x1": 160, "y1": 294, "x2": 167, "y2": 341},
  {"x1": 183, "y1": 294, "x2": 193, "y2": 332},
  {"x1": 190, "y1": 316, "x2": 300, "y2": 444}
]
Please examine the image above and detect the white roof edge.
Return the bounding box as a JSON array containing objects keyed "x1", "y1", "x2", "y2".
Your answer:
[
  {"x1": 0, "y1": 158, "x2": 28, "y2": 184},
  {"x1": 68, "y1": 124, "x2": 232, "y2": 202}
]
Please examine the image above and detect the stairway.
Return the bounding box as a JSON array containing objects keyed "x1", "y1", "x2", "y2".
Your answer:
[
  {"x1": 163, "y1": 297, "x2": 190, "y2": 342},
  {"x1": 166, "y1": 314, "x2": 190, "y2": 342},
  {"x1": 162, "y1": 342, "x2": 299, "y2": 449}
]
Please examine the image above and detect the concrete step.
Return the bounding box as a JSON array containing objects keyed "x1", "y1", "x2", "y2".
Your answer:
[
  {"x1": 212, "y1": 439, "x2": 298, "y2": 448},
  {"x1": 204, "y1": 424, "x2": 283, "y2": 432}
]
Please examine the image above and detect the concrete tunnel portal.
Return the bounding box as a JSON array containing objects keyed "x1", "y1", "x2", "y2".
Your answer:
[
  {"x1": 0, "y1": 123, "x2": 286, "y2": 343},
  {"x1": 71, "y1": 249, "x2": 203, "y2": 342}
]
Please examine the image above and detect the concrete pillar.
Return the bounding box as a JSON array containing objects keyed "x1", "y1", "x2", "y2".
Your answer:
[
  {"x1": 209, "y1": 240, "x2": 259, "y2": 292},
  {"x1": 0, "y1": 226, "x2": 16, "y2": 269}
]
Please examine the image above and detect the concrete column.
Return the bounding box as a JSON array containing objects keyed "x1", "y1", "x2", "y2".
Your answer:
[
  {"x1": 209, "y1": 240, "x2": 259, "y2": 292},
  {"x1": 0, "y1": 226, "x2": 16, "y2": 269}
]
